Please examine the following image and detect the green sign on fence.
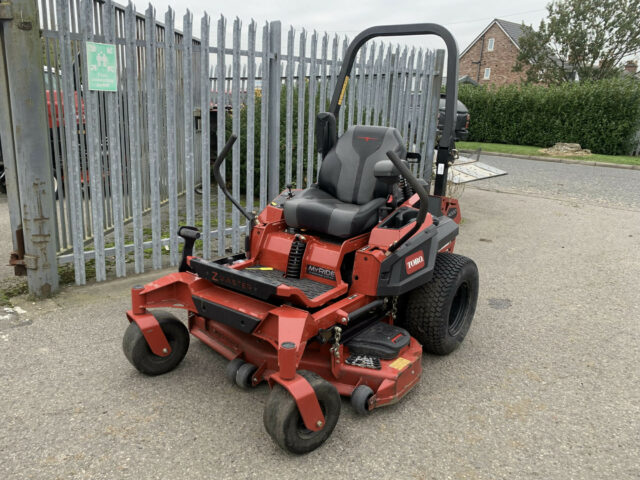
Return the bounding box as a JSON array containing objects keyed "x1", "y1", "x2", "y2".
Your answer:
[{"x1": 86, "y1": 42, "x2": 117, "y2": 92}]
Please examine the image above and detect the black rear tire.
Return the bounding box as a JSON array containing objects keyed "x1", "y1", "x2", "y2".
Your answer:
[
  {"x1": 122, "y1": 311, "x2": 189, "y2": 375},
  {"x1": 399, "y1": 253, "x2": 479, "y2": 355},
  {"x1": 263, "y1": 371, "x2": 340, "y2": 454}
]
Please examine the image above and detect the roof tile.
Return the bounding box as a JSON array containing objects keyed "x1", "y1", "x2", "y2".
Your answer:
[{"x1": 495, "y1": 18, "x2": 525, "y2": 47}]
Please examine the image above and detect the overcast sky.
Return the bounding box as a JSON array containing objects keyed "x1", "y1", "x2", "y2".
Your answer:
[{"x1": 146, "y1": 0, "x2": 552, "y2": 53}]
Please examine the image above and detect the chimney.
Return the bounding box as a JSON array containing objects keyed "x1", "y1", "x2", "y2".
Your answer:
[{"x1": 624, "y1": 60, "x2": 638, "y2": 74}]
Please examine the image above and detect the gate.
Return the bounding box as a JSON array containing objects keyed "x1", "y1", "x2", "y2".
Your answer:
[{"x1": 0, "y1": 0, "x2": 444, "y2": 296}]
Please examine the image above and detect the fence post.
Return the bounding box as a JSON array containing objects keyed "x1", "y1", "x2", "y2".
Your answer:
[
  {"x1": 0, "y1": 17, "x2": 22, "y2": 270},
  {"x1": 267, "y1": 20, "x2": 281, "y2": 200},
  {"x1": 0, "y1": 0, "x2": 59, "y2": 296},
  {"x1": 424, "y1": 49, "x2": 445, "y2": 185}
]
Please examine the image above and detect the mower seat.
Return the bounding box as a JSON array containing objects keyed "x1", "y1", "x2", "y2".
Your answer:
[{"x1": 283, "y1": 126, "x2": 407, "y2": 238}]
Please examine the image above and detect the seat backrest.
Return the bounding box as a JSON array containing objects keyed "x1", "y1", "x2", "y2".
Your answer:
[{"x1": 317, "y1": 126, "x2": 407, "y2": 205}]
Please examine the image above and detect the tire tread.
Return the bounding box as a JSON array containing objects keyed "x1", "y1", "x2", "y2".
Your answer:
[
  {"x1": 403, "y1": 253, "x2": 478, "y2": 355},
  {"x1": 122, "y1": 310, "x2": 189, "y2": 375}
]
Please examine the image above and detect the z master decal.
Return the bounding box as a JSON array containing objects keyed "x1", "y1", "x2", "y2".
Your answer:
[
  {"x1": 306, "y1": 265, "x2": 336, "y2": 281},
  {"x1": 405, "y1": 250, "x2": 425, "y2": 274}
]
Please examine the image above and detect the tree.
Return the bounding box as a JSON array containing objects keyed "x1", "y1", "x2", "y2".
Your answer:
[{"x1": 514, "y1": 0, "x2": 640, "y2": 84}]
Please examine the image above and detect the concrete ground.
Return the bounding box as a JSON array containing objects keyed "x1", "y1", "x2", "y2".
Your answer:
[{"x1": 1, "y1": 155, "x2": 639, "y2": 479}]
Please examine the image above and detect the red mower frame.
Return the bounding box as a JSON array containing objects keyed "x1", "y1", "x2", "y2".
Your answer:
[{"x1": 123, "y1": 22, "x2": 477, "y2": 454}]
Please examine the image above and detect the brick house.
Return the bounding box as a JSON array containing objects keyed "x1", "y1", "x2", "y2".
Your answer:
[
  {"x1": 623, "y1": 60, "x2": 638, "y2": 78},
  {"x1": 459, "y1": 19, "x2": 527, "y2": 86}
]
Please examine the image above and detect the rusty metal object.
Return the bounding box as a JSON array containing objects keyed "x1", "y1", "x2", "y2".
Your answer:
[{"x1": 8, "y1": 227, "x2": 26, "y2": 276}]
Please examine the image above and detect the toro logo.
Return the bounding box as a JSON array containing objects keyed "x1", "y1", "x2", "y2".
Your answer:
[{"x1": 405, "y1": 250, "x2": 425, "y2": 275}]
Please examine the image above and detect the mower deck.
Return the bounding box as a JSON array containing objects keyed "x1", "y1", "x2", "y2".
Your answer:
[
  {"x1": 127, "y1": 263, "x2": 423, "y2": 433},
  {"x1": 189, "y1": 312, "x2": 423, "y2": 405}
]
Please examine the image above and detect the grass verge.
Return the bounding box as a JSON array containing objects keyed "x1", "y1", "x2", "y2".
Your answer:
[{"x1": 457, "y1": 142, "x2": 640, "y2": 166}]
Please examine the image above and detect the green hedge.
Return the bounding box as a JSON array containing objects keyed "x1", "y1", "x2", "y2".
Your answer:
[
  {"x1": 219, "y1": 83, "x2": 326, "y2": 192},
  {"x1": 458, "y1": 78, "x2": 640, "y2": 155}
]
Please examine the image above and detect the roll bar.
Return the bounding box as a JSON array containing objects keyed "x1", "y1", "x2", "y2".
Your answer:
[{"x1": 328, "y1": 24, "x2": 459, "y2": 197}]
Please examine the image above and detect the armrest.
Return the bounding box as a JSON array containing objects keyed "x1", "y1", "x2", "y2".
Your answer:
[{"x1": 374, "y1": 159, "x2": 400, "y2": 184}]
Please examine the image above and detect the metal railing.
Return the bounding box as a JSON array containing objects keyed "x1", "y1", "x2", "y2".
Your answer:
[
  {"x1": 632, "y1": 129, "x2": 640, "y2": 156},
  {"x1": 1, "y1": 0, "x2": 444, "y2": 292}
]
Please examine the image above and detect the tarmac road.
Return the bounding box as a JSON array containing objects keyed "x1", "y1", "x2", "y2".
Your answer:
[
  {"x1": 1, "y1": 156, "x2": 639, "y2": 479},
  {"x1": 472, "y1": 154, "x2": 640, "y2": 210}
]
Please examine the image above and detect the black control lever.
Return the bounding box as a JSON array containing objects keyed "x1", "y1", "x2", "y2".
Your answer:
[
  {"x1": 386, "y1": 150, "x2": 430, "y2": 252},
  {"x1": 213, "y1": 134, "x2": 254, "y2": 223},
  {"x1": 178, "y1": 226, "x2": 201, "y2": 272}
]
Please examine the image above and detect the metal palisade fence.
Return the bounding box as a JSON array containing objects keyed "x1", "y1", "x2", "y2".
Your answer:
[
  {"x1": 1, "y1": 0, "x2": 444, "y2": 292},
  {"x1": 632, "y1": 129, "x2": 640, "y2": 156}
]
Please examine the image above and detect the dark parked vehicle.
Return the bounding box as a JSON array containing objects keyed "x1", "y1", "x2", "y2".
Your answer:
[{"x1": 437, "y1": 94, "x2": 470, "y2": 141}]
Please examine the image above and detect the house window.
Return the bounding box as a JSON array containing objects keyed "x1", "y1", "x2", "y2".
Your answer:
[
  {"x1": 487, "y1": 38, "x2": 495, "y2": 51},
  {"x1": 484, "y1": 68, "x2": 491, "y2": 80}
]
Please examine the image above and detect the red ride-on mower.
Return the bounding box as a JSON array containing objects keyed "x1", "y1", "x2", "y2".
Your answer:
[{"x1": 122, "y1": 23, "x2": 479, "y2": 454}]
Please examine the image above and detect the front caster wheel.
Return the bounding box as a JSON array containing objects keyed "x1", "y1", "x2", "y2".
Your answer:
[
  {"x1": 263, "y1": 371, "x2": 340, "y2": 454},
  {"x1": 122, "y1": 311, "x2": 189, "y2": 376}
]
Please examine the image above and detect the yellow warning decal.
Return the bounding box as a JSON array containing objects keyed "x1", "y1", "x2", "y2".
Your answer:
[
  {"x1": 389, "y1": 357, "x2": 411, "y2": 371},
  {"x1": 337, "y1": 76, "x2": 349, "y2": 105}
]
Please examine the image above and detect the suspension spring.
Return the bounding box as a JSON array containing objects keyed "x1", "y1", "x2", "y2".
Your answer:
[
  {"x1": 286, "y1": 235, "x2": 307, "y2": 278},
  {"x1": 399, "y1": 176, "x2": 414, "y2": 202}
]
